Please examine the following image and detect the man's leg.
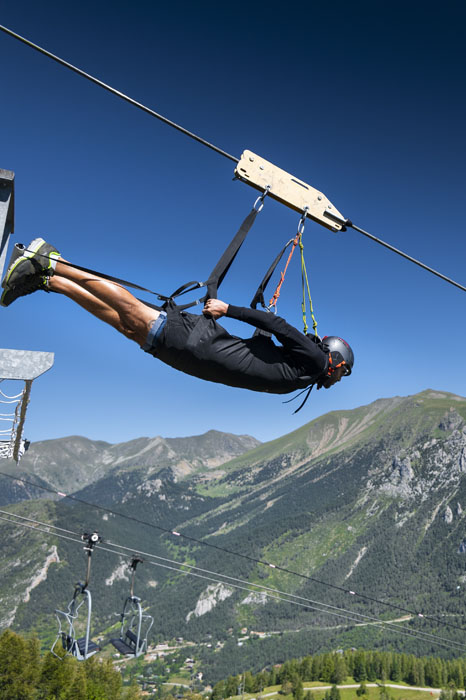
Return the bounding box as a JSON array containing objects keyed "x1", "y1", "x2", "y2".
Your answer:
[{"x1": 49, "y1": 260, "x2": 160, "y2": 346}]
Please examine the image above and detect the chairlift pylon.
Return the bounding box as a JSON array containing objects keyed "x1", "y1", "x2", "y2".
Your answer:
[
  {"x1": 110, "y1": 556, "x2": 153, "y2": 657},
  {"x1": 51, "y1": 532, "x2": 101, "y2": 661}
]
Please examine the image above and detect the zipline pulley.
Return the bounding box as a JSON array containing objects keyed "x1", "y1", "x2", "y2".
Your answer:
[{"x1": 235, "y1": 150, "x2": 347, "y2": 232}]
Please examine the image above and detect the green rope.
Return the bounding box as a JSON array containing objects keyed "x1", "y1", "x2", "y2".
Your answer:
[{"x1": 299, "y1": 235, "x2": 318, "y2": 336}]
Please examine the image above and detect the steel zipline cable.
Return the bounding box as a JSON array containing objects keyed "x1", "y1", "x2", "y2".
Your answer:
[
  {"x1": 1, "y1": 509, "x2": 465, "y2": 654},
  {"x1": 1, "y1": 470, "x2": 466, "y2": 638},
  {"x1": 0, "y1": 25, "x2": 237, "y2": 165},
  {"x1": 1, "y1": 24, "x2": 465, "y2": 294},
  {"x1": 347, "y1": 222, "x2": 466, "y2": 294}
]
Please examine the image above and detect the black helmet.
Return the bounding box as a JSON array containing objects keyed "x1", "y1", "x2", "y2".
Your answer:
[{"x1": 322, "y1": 336, "x2": 354, "y2": 375}]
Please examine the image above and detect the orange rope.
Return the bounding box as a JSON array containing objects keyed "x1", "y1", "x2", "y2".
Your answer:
[{"x1": 268, "y1": 233, "x2": 301, "y2": 309}]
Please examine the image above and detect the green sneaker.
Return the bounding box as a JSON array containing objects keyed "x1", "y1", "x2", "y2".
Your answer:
[
  {"x1": 1, "y1": 238, "x2": 60, "y2": 291},
  {"x1": 0, "y1": 270, "x2": 49, "y2": 307},
  {"x1": 23, "y1": 237, "x2": 60, "y2": 276}
]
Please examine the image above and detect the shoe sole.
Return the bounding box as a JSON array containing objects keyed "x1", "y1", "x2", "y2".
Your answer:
[
  {"x1": 1, "y1": 280, "x2": 47, "y2": 307},
  {"x1": 1, "y1": 245, "x2": 25, "y2": 288},
  {"x1": 1, "y1": 245, "x2": 30, "y2": 289},
  {"x1": 1, "y1": 238, "x2": 59, "y2": 290}
]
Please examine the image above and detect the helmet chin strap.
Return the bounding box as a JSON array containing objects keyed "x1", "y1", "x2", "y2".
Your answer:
[
  {"x1": 283, "y1": 350, "x2": 348, "y2": 414},
  {"x1": 325, "y1": 352, "x2": 347, "y2": 377}
]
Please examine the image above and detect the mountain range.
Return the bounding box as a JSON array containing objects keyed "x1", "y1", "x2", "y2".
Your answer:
[
  {"x1": 0, "y1": 429, "x2": 260, "y2": 504},
  {"x1": 1, "y1": 389, "x2": 466, "y2": 682}
]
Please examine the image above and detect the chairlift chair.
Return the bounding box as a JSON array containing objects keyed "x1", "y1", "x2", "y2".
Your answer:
[
  {"x1": 52, "y1": 582, "x2": 99, "y2": 660},
  {"x1": 110, "y1": 557, "x2": 153, "y2": 657},
  {"x1": 51, "y1": 532, "x2": 101, "y2": 661}
]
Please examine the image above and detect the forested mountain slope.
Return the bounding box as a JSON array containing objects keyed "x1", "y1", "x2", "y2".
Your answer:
[{"x1": 1, "y1": 390, "x2": 465, "y2": 678}]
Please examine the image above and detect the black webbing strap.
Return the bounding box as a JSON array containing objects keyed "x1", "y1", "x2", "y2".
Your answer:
[
  {"x1": 25, "y1": 251, "x2": 176, "y2": 300},
  {"x1": 167, "y1": 207, "x2": 261, "y2": 312},
  {"x1": 249, "y1": 238, "x2": 295, "y2": 310},
  {"x1": 26, "y1": 207, "x2": 260, "y2": 312},
  {"x1": 204, "y1": 208, "x2": 259, "y2": 300}
]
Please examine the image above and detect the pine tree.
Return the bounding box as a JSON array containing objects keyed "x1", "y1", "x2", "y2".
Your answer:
[
  {"x1": 379, "y1": 686, "x2": 391, "y2": 700},
  {"x1": 353, "y1": 652, "x2": 367, "y2": 683},
  {"x1": 225, "y1": 675, "x2": 239, "y2": 698},
  {"x1": 38, "y1": 652, "x2": 76, "y2": 699},
  {"x1": 122, "y1": 681, "x2": 143, "y2": 700},
  {"x1": 292, "y1": 674, "x2": 304, "y2": 700},
  {"x1": 300, "y1": 657, "x2": 313, "y2": 682},
  {"x1": 0, "y1": 629, "x2": 40, "y2": 700},
  {"x1": 366, "y1": 652, "x2": 377, "y2": 682},
  {"x1": 212, "y1": 680, "x2": 226, "y2": 700},
  {"x1": 450, "y1": 661, "x2": 464, "y2": 690},
  {"x1": 281, "y1": 680, "x2": 293, "y2": 696},
  {"x1": 390, "y1": 656, "x2": 402, "y2": 683},
  {"x1": 244, "y1": 671, "x2": 255, "y2": 693},
  {"x1": 65, "y1": 665, "x2": 87, "y2": 700},
  {"x1": 331, "y1": 656, "x2": 347, "y2": 685},
  {"x1": 86, "y1": 656, "x2": 123, "y2": 699},
  {"x1": 312, "y1": 657, "x2": 323, "y2": 682},
  {"x1": 320, "y1": 654, "x2": 335, "y2": 683}
]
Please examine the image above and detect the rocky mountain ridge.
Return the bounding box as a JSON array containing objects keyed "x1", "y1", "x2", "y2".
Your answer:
[{"x1": 0, "y1": 429, "x2": 261, "y2": 503}]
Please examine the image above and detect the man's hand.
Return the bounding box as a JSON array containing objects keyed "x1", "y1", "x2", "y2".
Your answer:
[{"x1": 203, "y1": 299, "x2": 229, "y2": 320}]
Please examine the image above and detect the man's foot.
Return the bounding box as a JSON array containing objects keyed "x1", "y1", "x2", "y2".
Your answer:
[
  {"x1": 23, "y1": 238, "x2": 61, "y2": 276},
  {"x1": 0, "y1": 269, "x2": 49, "y2": 307},
  {"x1": 2, "y1": 238, "x2": 60, "y2": 287},
  {"x1": 2, "y1": 238, "x2": 60, "y2": 290},
  {"x1": 0, "y1": 239, "x2": 58, "y2": 307}
]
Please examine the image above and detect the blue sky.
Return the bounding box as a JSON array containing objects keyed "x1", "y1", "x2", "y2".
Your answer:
[{"x1": 1, "y1": 1, "x2": 465, "y2": 445}]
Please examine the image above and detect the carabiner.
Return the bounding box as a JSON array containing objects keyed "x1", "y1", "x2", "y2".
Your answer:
[
  {"x1": 297, "y1": 206, "x2": 309, "y2": 235},
  {"x1": 253, "y1": 185, "x2": 271, "y2": 212}
]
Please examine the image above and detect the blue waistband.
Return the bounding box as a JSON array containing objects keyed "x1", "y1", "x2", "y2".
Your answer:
[{"x1": 141, "y1": 311, "x2": 167, "y2": 353}]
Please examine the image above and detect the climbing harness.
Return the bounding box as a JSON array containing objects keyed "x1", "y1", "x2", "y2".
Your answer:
[
  {"x1": 19, "y1": 184, "x2": 319, "y2": 345},
  {"x1": 51, "y1": 531, "x2": 101, "y2": 661},
  {"x1": 110, "y1": 557, "x2": 154, "y2": 657},
  {"x1": 19, "y1": 185, "x2": 303, "y2": 314}
]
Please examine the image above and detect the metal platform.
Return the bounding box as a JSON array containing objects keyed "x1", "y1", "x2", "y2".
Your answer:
[{"x1": 0, "y1": 349, "x2": 54, "y2": 380}]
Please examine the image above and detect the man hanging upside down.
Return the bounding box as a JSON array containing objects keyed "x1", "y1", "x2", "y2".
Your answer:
[{"x1": 1, "y1": 239, "x2": 354, "y2": 400}]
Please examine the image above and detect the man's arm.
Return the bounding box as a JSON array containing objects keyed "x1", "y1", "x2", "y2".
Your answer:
[
  {"x1": 203, "y1": 300, "x2": 328, "y2": 374},
  {"x1": 225, "y1": 303, "x2": 312, "y2": 348}
]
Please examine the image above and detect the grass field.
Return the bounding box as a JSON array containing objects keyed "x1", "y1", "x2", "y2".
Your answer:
[
  {"x1": 228, "y1": 683, "x2": 443, "y2": 700},
  {"x1": 304, "y1": 686, "x2": 441, "y2": 700}
]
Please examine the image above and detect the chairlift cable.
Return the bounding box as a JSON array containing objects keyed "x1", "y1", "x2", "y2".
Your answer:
[
  {"x1": 0, "y1": 472, "x2": 466, "y2": 644},
  {"x1": 0, "y1": 507, "x2": 81, "y2": 537},
  {"x1": 0, "y1": 513, "x2": 83, "y2": 546},
  {"x1": 1, "y1": 512, "x2": 464, "y2": 654},
  {"x1": 0, "y1": 468, "x2": 465, "y2": 636},
  {"x1": 102, "y1": 545, "x2": 466, "y2": 653},
  {"x1": 0, "y1": 509, "x2": 454, "y2": 648},
  {"x1": 101, "y1": 540, "x2": 466, "y2": 653}
]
